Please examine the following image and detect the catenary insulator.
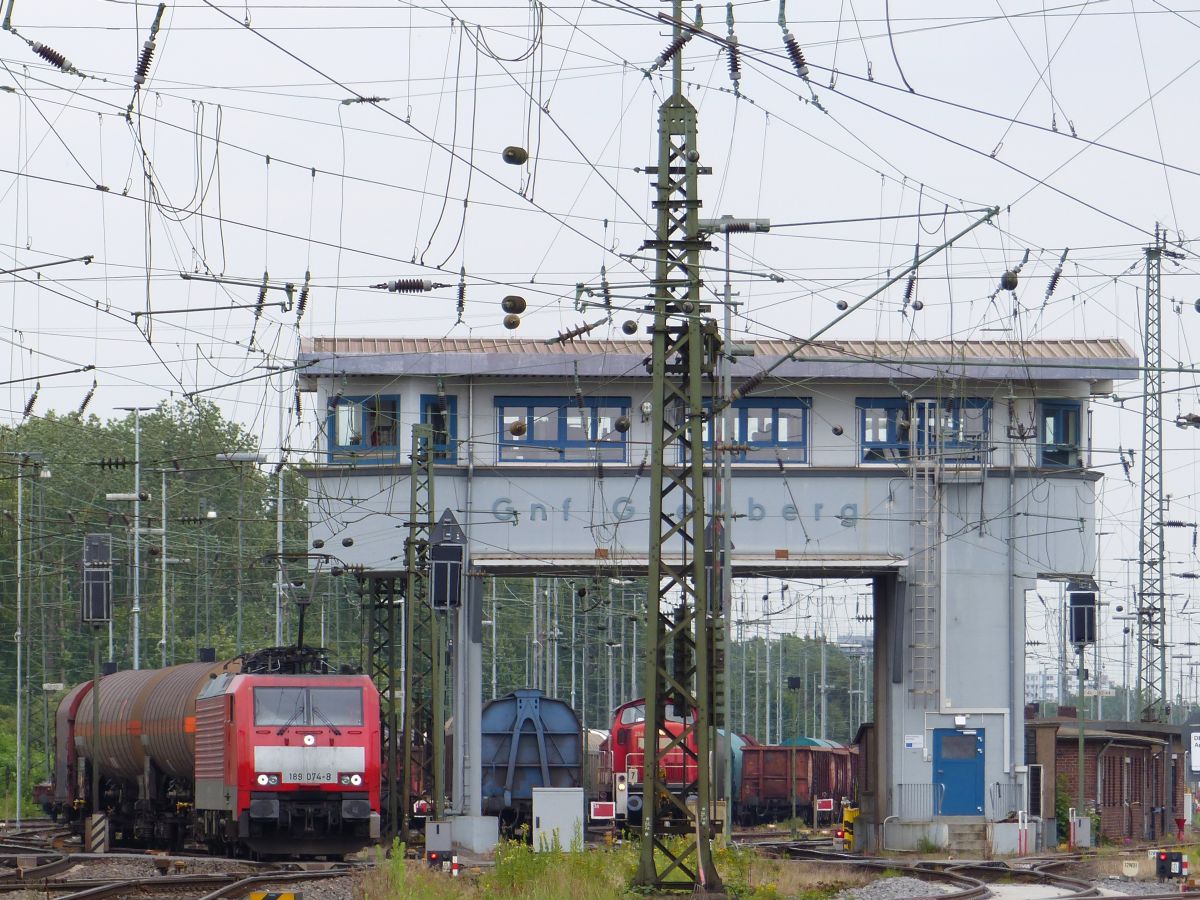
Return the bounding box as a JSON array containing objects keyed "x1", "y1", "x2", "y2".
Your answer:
[
  {"x1": 374, "y1": 278, "x2": 435, "y2": 293},
  {"x1": 783, "y1": 32, "x2": 810, "y2": 78},
  {"x1": 23, "y1": 382, "x2": 39, "y2": 419},
  {"x1": 651, "y1": 34, "x2": 690, "y2": 72},
  {"x1": 32, "y1": 43, "x2": 74, "y2": 74},
  {"x1": 134, "y1": 40, "x2": 155, "y2": 85}
]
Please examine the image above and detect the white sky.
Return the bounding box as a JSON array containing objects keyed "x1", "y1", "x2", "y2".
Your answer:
[{"x1": 4, "y1": 1, "x2": 1200, "y2": 693}]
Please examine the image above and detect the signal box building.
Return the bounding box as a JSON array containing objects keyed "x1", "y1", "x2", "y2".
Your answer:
[{"x1": 297, "y1": 336, "x2": 1137, "y2": 851}]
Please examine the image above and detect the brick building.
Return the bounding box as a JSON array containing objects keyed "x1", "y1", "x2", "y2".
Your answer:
[{"x1": 1026, "y1": 717, "x2": 1186, "y2": 843}]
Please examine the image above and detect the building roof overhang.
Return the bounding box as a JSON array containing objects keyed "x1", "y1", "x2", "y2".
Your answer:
[{"x1": 297, "y1": 337, "x2": 1138, "y2": 385}]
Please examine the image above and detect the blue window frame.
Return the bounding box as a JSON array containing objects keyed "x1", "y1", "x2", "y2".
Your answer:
[
  {"x1": 1040, "y1": 401, "x2": 1081, "y2": 467},
  {"x1": 857, "y1": 397, "x2": 990, "y2": 464},
  {"x1": 327, "y1": 394, "x2": 400, "y2": 462},
  {"x1": 704, "y1": 398, "x2": 810, "y2": 463},
  {"x1": 420, "y1": 394, "x2": 458, "y2": 463},
  {"x1": 857, "y1": 397, "x2": 912, "y2": 463},
  {"x1": 496, "y1": 395, "x2": 629, "y2": 462}
]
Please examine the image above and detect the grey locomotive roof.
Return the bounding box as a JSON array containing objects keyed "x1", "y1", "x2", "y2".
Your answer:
[{"x1": 297, "y1": 337, "x2": 1138, "y2": 382}]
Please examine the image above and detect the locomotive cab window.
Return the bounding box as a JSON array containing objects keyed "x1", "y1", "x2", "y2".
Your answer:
[
  {"x1": 254, "y1": 687, "x2": 306, "y2": 726},
  {"x1": 309, "y1": 687, "x2": 364, "y2": 726},
  {"x1": 253, "y1": 686, "x2": 364, "y2": 727},
  {"x1": 619, "y1": 706, "x2": 645, "y2": 725}
]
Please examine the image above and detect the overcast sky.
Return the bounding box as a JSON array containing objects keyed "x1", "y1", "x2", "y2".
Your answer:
[{"x1": 4, "y1": 1, "x2": 1200, "y2": 690}]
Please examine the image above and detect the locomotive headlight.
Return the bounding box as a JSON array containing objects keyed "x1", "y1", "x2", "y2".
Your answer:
[
  {"x1": 350, "y1": 773, "x2": 363, "y2": 786},
  {"x1": 257, "y1": 774, "x2": 270, "y2": 786},
  {"x1": 268, "y1": 775, "x2": 279, "y2": 785},
  {"x1": 617, "y1": 781, "x2": 627, "y2": 791}
]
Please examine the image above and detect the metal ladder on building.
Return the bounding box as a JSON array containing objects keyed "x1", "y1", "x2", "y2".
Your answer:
[{"x1": 910, "y1": 399, "x2": 943, "y2": 700}]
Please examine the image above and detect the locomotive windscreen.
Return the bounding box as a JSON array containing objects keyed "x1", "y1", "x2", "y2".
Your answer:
[{"x1": 253, "y1": 686, "x2": 364, "y2": 727}]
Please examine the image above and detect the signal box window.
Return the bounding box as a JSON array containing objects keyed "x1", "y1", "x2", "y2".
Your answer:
[
  {"x1": 702, "y1": 398, "x2": 810, "y2": 464},
  {"x1": 857, "y1": 397, "x2": 990, "y2": 464},
  {"x1": 1041, "y1": 401, "x2": 1081, "y2": 467},
  {"x1": 496, "y1": 396, "x2": 630, "y2": 462},
  {"x1": 328, "y1": 395, "x2": 400, "y2": 462},
  {"x1": 420, "y1": 394, "x2": 458, "y2": 463},
  {"x1": 858, "y1": 398, "x2": 911, "y2": 463}
]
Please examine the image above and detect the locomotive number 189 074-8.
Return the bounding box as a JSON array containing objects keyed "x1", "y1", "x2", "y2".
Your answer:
[{"x1": 286, "y1": 771, "x2": 334, "y2": 783}]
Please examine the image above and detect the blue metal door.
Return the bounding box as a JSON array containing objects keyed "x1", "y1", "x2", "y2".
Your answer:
[{"x1": 933, "y1": 729, "x2": 984, "y2": 815}]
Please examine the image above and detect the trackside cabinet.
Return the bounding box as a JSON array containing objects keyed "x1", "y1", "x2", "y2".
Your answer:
[{"x1": 531, "y1": 787, "x2": 584, "y2": 851}]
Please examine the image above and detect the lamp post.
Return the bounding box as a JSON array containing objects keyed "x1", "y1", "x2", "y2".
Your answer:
[
  {"x1": 217, "y1": 452, "x2": 267, "y2": 654},
  {"x1": 105, "y1": 489, "x2": 151, "y2": 671},
  {"x1": 1114, "y1": 613, "x2": 1136, "y2": 721},
  {"x1": 697, "y1": 215, "x2": 770, "y2": 839},
  {"x1": 7, "y1": 454, "x2": 49, "y2": 827},
  {"x1": 115, "y1": 407, "x2": 155, "y2": 669}
]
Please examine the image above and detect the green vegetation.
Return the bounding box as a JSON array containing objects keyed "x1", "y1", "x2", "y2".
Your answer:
[
  {"x1": 362, "y1": 838, "x2": 865, "y2": 899},
  {"x1": 915, "y1": 836, "x2": 940, "y2": 854},
  {"x1": 0, "y1": 401, "x2": 317, "y2": 792}
]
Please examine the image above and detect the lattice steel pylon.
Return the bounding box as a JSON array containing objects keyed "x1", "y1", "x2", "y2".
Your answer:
[
  {"x1": 635, "y1": 2, "x2": 724, "y2": 891},
  {"x1": 1136, "y1": 229, "x2": 1180, "y2": 721},
  {"x1": 367, "y1": 424, "x2": 439, "y2": 842},
  {"x1": 402, "y1": 424, "x2": 442, "y2": 832}
]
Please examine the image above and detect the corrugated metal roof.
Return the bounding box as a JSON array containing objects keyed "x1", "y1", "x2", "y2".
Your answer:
[
  {"x1": 301, "y1": 336, "x2": 1135, "y2": 361},
  {"x1": 297, "y1": 337, "x2": 1138, "y2": 382}
]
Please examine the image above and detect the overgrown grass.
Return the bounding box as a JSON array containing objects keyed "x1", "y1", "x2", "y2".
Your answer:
[{"x1": 360, "y1": 837, "x2": 869, "y2": 899}]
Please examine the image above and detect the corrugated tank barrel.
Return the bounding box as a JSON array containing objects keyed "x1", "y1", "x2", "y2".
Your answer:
[{"x1": 73, "y1": 660, "x2": 238, "y2": 782}]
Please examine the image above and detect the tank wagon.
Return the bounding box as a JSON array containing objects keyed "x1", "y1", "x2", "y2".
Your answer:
[
  {"x1": 479, "y1": 689, "x2": 582, "y2": 826},
  {"x1": 56, "y1": 654, "x2": 381, "y2": 856},
  {"x1": 598, "y1": 698, "x2": 855, "y2": 825}
]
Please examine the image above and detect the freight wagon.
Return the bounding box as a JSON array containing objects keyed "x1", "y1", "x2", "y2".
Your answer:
[
  {"x1": 598, "y1": 698, "x2": 855, "y2": 825},
  {"x1": 479, "y1": 689, "x2": 583, "y2": 827}
]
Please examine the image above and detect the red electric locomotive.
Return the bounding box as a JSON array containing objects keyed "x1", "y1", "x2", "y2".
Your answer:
[{"x1": 56, "y1": 652, "x2": 380, "y2": 857}]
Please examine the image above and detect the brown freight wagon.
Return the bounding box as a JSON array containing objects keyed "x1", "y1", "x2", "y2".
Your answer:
[{"x1": 738, "y1": 744, "x2": 856, "y2": 824}]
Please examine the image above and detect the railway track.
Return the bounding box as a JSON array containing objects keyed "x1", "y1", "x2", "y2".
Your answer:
[
  {"x1": 43, "y1": 865, "x2": 354, "y2": 900},
  {"x1": 767, "y1": 843, "x2": 1200, "y2": 899}
]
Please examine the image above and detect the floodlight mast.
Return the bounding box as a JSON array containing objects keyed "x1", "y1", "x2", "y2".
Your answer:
[{"x1": 635, "y1": 1, "x2": 723, "y2": 891}]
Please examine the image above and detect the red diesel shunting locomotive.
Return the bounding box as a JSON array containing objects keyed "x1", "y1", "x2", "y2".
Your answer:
[{"x1": 56, "y1": 655, "x2": 380, "y2": 857}]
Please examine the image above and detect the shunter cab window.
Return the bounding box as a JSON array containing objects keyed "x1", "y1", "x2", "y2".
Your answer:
[{"x1": 253, "y1": 686, "x2": 364, "y2": 727}]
